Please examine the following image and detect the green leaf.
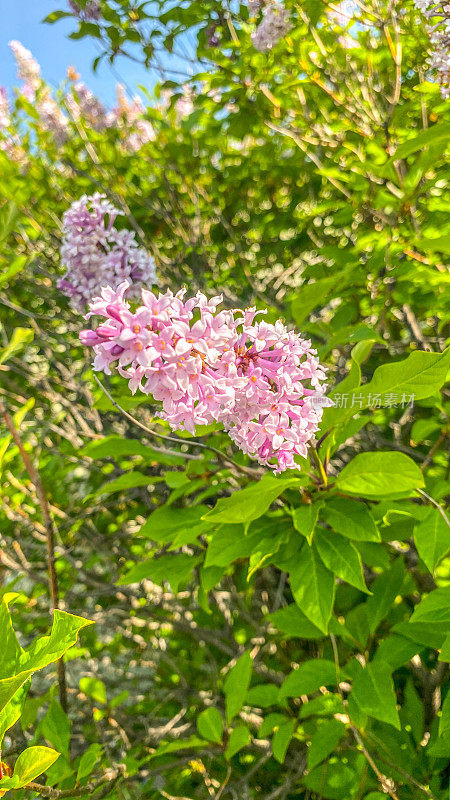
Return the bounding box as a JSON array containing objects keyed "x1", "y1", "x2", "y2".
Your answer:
[
  {"x1": 289, "y1": 543, "x2": 335, "y2": 634},
  {"x1": 39, "y1": 699, "x2": 70, "y2": 756},
  {"x1": 269, "y1": 604, "x2": 324, "y2": 639},
  {"x1": 388, "y1": 122, "x2": 450, "y2": 160},
  {"x1": 81, "y1": 436, "x2": 169, "y2": 462},
  {"x1": 292, "y1": 502, "x2": 322, "y2": 543},
  {"x1": 0, "y1": 600, "x2": 22, "y2": 677},
  {"x1": 299, "y1": 694, "x2": 345, "y2": 719},
  {"x1": 246, "y1": 684, "x2": 279, "y2": 708},
  {"x1": 139, "y1": 505, "x2": 210, "y2": 545},
  {"x1": 0, "y1": 611, "x2": 93, "y2": 714},
  {"x1": 272, "y1": 719, "x2": 296, "y2": 764},
  {"x1": 148, "y1": 736, "x2": 208, "y2": 760},
  {"x1": 364, "y1": 558, "x2": 404, "y2": 634},
  {"x1": 224, "y1": 651, "x2": 252, "y2": 724},
  {"x1": 307, "y1": 719, "x2": 347, "y2": 770},
  {"x1": 439, "y1": 632, "x2": 450, "y2": 661},
  {"x1": 0, "y1": 256, "x2": 28, "y2": 287},
  {"x1": 322, "y1": 498, "x2": 380, "y2": 541},
  {"x1": 335, "y1": 452, "x2": 424, "y2": 498},
  {"x1": 204, "y1": 525, "x2": 262, "y2": 568},
  {"x1": 400, "y1": 680, "x2": 424, "y2": 746},
  {"x1": 117, "y1": 554, "x2": 201, "y2": 593},
  {"x1": 7, "y1": 746, "x2": 60, "y2": 788},
  {"x1": 315, "y1": 529, "x2": 370, "y2": 594},
  {"x1": 92, "y1": 471, "x2": 163, "y2": 497},
  {"x1": 196, "y1": 708, "x2": 223, "y2": 744},
  {"x1": 0, "y1": 328, "x2": 34, "y2": 366},
  {"x1": 201, "y1": 474, "x2": 302, "y2": 524},
  {"x1": 409, "y1": 585, "x2": 450, "y2": 626},
  {"x1": 357, "y1": 349, "x2": 450, "y2": 410},
  {"x1": 76, "y1": 744, "x2": 102, "y2": 783},
  {"x1": 414, "y1": 507, "x2": 450, "y2": 573},
  {"x1": 0, "y1": 202, "x2": 21, "y2": 244},
  {"x1": 291, "y1": 276, "x2": 341, "y2": 325},
  {"x1": 79, "y1": 677, "x2": 107, "y2": 705},
  {"x1": 439, "y1": 691, "x2": 450, "y2": 737},
  {"x1": 279, "y1": 660, "x2": 338, "y2": 698},
  {"x1": 350, "y1": 662, "x2": 400, "y2": 729},
  {"x1": 225, "y1": 725, "x2": 251, "y2": 759},
  {"x1": 0, "y1": 683, "x2": 29, "y2": 748},
  {"x1": 43, "y1": 10, "x2": 72, "y2": 23}
]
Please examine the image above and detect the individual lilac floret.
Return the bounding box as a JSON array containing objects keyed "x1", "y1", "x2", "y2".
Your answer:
[
  {"x1": 79, "y1": 284, "x2": 331, "y2": 473},
  {"x1": 68, "y1": 0, "x2": 102, "y2": 21},
  {"x1": 413, "y1": 0, "x2": 450, "y2": 97},
  {"x1": 251, "y1": 2, "x2": 291, "y2": 51},
  {"x1": 59, "y1": 194, "x2": 158, "y2": 309}
]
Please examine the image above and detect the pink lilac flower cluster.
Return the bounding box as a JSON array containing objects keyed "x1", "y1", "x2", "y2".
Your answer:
[
  {"x1": 68, "y1": 0, "x2": 102, "y2": 21},
  {"x1": 79, "y1": 283, "x2": 331, "y2": 472},
  {"x1": 413, "y1": 1, "x2": 450, "y2": 97},
  {"x1": 251, "y1": 2, "x2": 291, "y2": 51},
  {"x1": 59, "y1": 194, "x2": 158, "y2": 309}
]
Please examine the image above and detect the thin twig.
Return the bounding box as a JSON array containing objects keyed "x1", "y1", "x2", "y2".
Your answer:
[
  {"x1": 92, "y1": 375, "x2": 259, "y2": 477},
  {"x1": 27, "y1": 772, "x2": 121, "y2": 799},
  {"x1": 214, "y1": 765, "x2": 232, "y2": 800},
  {"x1": 416, "y1": 489, "x2": 450, "y2": 527},
  {"x1": 0, "y1": 402, "x2": 68, "y2": 713},
  {"x1": 329, "y1": 635, "x2": 400, "y2": 800}
]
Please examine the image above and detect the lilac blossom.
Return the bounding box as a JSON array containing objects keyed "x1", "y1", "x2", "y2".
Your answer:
[
  {"x1": 9, "y1": 41, "x2": 41, "y2": 92},
  {"x1": 68, "y1": 0, "x2": 102, "y2": 21},
  {"x1": 251, "y1": 2, "x2": 291, "y2": 51},
  {"x1": 66, "y1": 82, "x2": 115, "y2": 131},
  {"x1": 0, "y1": 88, "x2": 10, "y2": 129},
  {"x1": 115, "y1": 85, "x2": 155, "y2": 152},
  {"x1": 414, "y1": 0, "x2": 450, "y2": 97},
  {"x1": 59, "y1": 194, "x2": 157, "y2": 309},
  {"x1": 79, "y1": 284, "x2": 331, "y2": 473}
]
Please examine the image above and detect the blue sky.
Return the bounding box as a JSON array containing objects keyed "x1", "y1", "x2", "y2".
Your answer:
[{"x1": 0, "y1": 1, "x2": 161, "y2": 106}]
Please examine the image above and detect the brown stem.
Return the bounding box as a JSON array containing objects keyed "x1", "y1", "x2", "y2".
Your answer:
[
  {"x1": 26, "y1": 774, "x2": 120, "y2": 799},
  {"x1": 0, "y1": 402, "x2": 68, "y2": 713}
]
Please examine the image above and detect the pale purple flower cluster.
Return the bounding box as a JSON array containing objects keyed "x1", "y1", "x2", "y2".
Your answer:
[
  {"x1": 59, "y1": 194, "x2": 157, "y2": 309},
  {"x1": 79, "y1": 283, "x2": 331, "y2": 472},
  {"x1": 9, "y1": 41, "x2": 41, "y2": 92},
  {"x1": 9, "y1": 41, "x2": 69, "y2": 144},
  {"x1": 248, "y1": 0, "x2": 264, "y2": 15},
  {"x1": 9, "y1": 42, "x2": 154, "y2": 153},
  {"x1": 414, "y1": 0, "x2": 450, "y2": 96},
  {"x1": 251, "y1": 2, "x2": 291, "y2": 51},
  {"x1": 0, "y1": 88, "x2": 10, "y2": 129},
  {"x1": 38, "y1": 92, "x2": 69, "y2": 145},
  {"x1": 68, "y1": 0, "x2": 102, "y2": 21},
  {"x1": 66, "y1": 82, "x2": 115, "y2": 131},
  {"x1": 115, "y1": 85, "x2": 155, "y2": 152}
]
